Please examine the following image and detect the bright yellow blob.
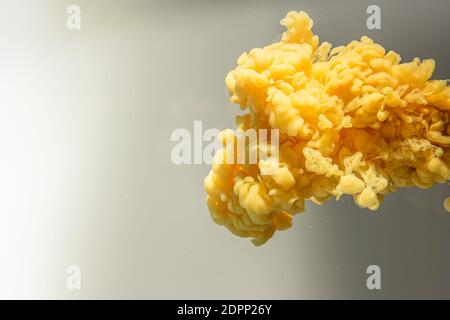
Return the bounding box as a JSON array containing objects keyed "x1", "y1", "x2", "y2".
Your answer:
[
  {"x1": 204, "y1": 11, "x2": 450, "y2": 245},
  {"x1": 445, "y1": 197, "x2": 450, "y2": 212}
]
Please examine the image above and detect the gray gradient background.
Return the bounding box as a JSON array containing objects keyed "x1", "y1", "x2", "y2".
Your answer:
[{"x1": 0, "y1": 0, "x2": 449, "y2": 299}]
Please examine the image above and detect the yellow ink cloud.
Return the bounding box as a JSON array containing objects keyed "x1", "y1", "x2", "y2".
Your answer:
[{"x1": 204, "y1": 11, "x2": 450, "y2": 245}]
